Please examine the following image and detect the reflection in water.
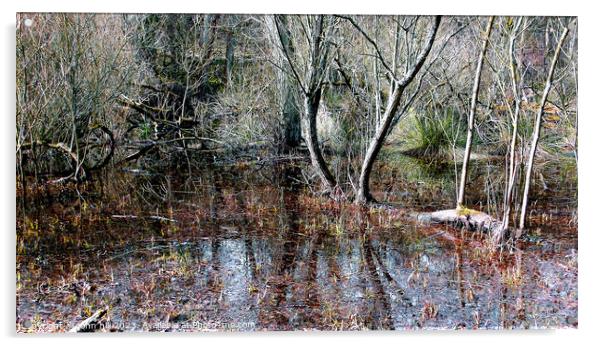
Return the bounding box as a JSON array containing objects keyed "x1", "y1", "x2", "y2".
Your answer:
[
  {"x1": 265, "y1": 165, "x2": 304, "y2": 329},
  {"x1": 16, "y1": 162, "x2": 577, "y2": 331}
]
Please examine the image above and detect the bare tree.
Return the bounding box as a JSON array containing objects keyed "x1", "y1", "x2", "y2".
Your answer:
[
  {"x1": 16, "y1": 14, "x2": 132, "y2": 181},
  {"x1": 499, "y1": 16, "x2": 524, "y2": 236},
  {"x1": 456, "y1": 16, "x2": 494, "y2": 209},
  {"x1": 118, "y1": 14, "x2": 222, "y2": 164},
  {"x1": 347, "y1": 15, "x2": 442, "y2": 204},
  {"x1": 518, "y1": 25, "x2": 569, "y2": 231},
  {"x1": 269, "y1": 15, "x2": 339, "y2": 192}
]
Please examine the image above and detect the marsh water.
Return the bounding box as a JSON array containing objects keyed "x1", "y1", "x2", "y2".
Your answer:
[{"x1": 16, "y1": 156, "x2": 578, "y2": 331}]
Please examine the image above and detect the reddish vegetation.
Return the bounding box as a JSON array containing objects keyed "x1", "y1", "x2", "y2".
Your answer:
[{"x1": 16, "y1": 164, "x2": 577, "y2": 332}]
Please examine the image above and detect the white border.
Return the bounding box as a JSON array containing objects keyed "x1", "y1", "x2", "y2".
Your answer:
[
  {"x1": 11, "y1": 1, "x2": 581, "y2": 16},
  {"x1": 2, "y1": 1, "x2": 600, "y2": 345}
]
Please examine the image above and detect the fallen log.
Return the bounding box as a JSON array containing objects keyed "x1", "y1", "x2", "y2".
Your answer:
[
  {"x1": 359, "y1": 202, "x2": 509, "y2": 245},
  {"x1": 69, "y1": 308, "x2": 107, "y2": 333},
  {"x1": 366, "y1": 202, "x2": 508, "y2": 247},
  {"x1": 414, "y1": 207, "x2": 506, "y2": 245}
]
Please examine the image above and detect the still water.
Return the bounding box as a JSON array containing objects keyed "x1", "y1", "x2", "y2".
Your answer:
[{"x1": 16, "y1": 159, "x2": 577, "y2": 331}]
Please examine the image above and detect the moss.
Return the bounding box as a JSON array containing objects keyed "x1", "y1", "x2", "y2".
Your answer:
[{"x1": 456, "y1": 205, "x2": 481, "y2": 216}]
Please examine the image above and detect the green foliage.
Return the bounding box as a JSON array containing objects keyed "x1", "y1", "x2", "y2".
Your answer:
[
  {"x1": 405, "y1": 107, "x2": 467, "y2": 156},
  {"x1": 139, "y1": 122, "x2": 153, "y2": 140}
]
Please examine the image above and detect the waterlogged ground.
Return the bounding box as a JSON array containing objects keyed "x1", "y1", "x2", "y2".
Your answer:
[{"x1": 16, "y1": 158, "x2": 577, "y2": 332}]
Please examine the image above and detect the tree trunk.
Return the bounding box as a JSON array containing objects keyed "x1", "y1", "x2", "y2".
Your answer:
[
  {"x1": 225, "y1": 28, "x2": 235, "y2": 86},
  {"x1": 199, "y1": 14, "x2": 219, "y2": 98},
  {"x1": 417, "y1": 208, "x2": 503, "y2": 234},
  {"x1": 282, "y1": 82, "x2": 302, "y2": 151},
  {"x1": 267, "y1": 15, "x2": 337, "y2": 191},
  {"x1": 303, "y1": 90, "x2": 337, "y2": 190},
  {"x1": 355, "y1": 16, "x2": 441, "y2": 205},
  {"x1": 265, "y1": 15, "x2": 302, "y2": 153},
  {"x1": 519, "y1": 26, "x2": 569, "y2": 231},
  {"x1": 356, "y1": 85, "x2": 403, "y2": 203},
  {"x1": 456, "y1": 16, "x2": 494, "y2": 209},
  {"x1": 500, "y1": 17, "x2": 524, "y2": 233},
  {"x1": 276, "y1": 16, "x2": 301, "y2": 152}
]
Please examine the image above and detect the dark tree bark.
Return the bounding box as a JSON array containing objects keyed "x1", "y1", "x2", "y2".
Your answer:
[
  {"x1": 269, "y1": 15, "x2": 338, "y2": 191},
  {"x1": 265, "y1": 15, "x2": 302, "y2": 153}
]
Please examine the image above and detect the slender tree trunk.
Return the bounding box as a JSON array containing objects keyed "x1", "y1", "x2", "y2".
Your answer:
[
  {"x1": 355, "y1": 16, "x2": 441, "y2": 204},
  {"x1": 225, "y1": 29, "x2": 235, "y2": 86},
  {"x1": 374, "y1": 50, "x2": 382, "y2": 128},
  {"x1": 519, "y1": 26, "x2": 569, "y2": 230},
  {"x1": 456, "y1": 16, "x2": 494, "y2": 209},
  {"x1": 199, "y1": 14, "x2": 215, "y2": 90},
  {"x1": 501, "y1": 17, "x2": 524, "y2": 233},
  {"x1": 356, "y1": 85, "x2": 403, "y2": 203},
  {"x1": 390, "y1": 16, "x2": 401, "y2": 96}
]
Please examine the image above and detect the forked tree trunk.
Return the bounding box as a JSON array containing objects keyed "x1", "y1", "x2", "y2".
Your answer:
[
  {"x1": 355, "y1": 16, "x2": 441, "y2": 204},
  {"x1": 519, "y1": 26, "x2": 569, "y2": 231},
  {"x1": 456, "y1": 16, "x2": 494, "y2": 209},
  {"x1": 268, "y1": 15, "x2": 337, "y2": 191}
]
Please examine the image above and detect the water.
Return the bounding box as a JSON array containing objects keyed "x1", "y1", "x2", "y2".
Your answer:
[{"x1": 16, "y1": 159, "x2": 578, "y2": 331}]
